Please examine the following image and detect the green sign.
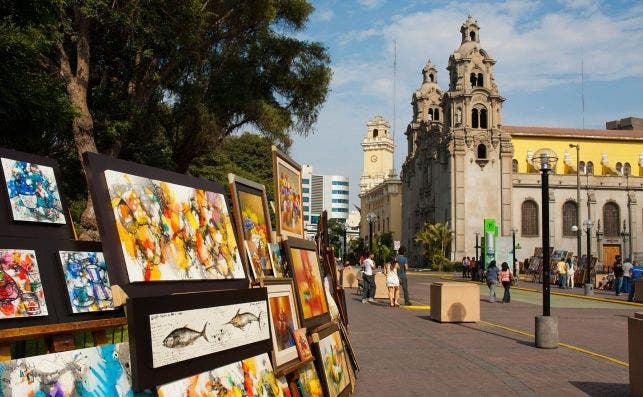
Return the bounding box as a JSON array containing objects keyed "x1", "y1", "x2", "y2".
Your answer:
[{"x1": 483, "y1": 218, "x2": 497, "y2": 268}]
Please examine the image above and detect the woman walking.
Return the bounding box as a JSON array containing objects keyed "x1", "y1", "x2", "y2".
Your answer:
[
  {"x1": 384, "y1": 256, "x2": 400, "y2": 307},
  {"x1": 566, "y1": 258, "x2": 575, "y2": 289},
  {"x1": 499, "y1": 262, "x2": 512, "y2": 303},
  {"x1": 486, "y1": 260, "x2": 500, "y2": 303}
]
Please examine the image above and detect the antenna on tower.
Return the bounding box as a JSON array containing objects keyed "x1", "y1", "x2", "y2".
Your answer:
[
  {"x1": 392, "y1": 39, "x2": 397, "y2": 175},
  {"x1": 581, "y1": 48, "x2": 585, "y2": 129}
]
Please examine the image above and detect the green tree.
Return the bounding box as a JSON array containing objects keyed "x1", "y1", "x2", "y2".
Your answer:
[
  {"x1": 326, "y1": 219, "x2": 346, "y2": 258},
  {"x1": 415, "y1": 222, "x2": 453, "y2": 271},
  {"x1": 373, "y1": 232, "x2": 394, "y2": 266}
]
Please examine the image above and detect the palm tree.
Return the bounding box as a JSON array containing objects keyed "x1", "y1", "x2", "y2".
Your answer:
[{"x1": 414, "y1": 222, "x2": 453, "y2": 271}]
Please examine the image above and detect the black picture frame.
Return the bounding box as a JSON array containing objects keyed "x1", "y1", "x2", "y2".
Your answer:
[
  {"x1": 82, "y1": 152, "x2": 249, "y2": 298},
  {"x1": 312, "y1": 323, "x2": 352, "y2": 397},
  {"x1": 283, "y1": 237, "x2": 331, "y2": 330},
  {"x1": 126, "y1": 287, "x2": 272, "y2": 391}
]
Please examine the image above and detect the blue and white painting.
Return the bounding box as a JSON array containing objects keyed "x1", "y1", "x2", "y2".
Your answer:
[
  {"x1": 1, "y1": 158, "x2": 66, "y2": 224},
  {"x1": 58, "y1": 251, "x2": 114, "y2": 313},
  {"x1": 0, "y1": 343, "x2": 133, "y2": 396}
]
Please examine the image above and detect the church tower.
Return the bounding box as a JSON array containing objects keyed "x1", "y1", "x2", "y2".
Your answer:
[{"x1": 360, "y1": 115, "x2": 394, "y2": 194}]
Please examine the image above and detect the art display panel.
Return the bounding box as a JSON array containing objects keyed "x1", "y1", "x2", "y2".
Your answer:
[
  {"x1": 149, "y1": 300, "x2": 269, "y2": 369},
  {"x1": 1, "y1": 157, "x2": 66, "y2": 224},
  {"x1": 284, "y1": 238, "x2": 330, "y2": 330},
  {"x1": 157, "y1": 352, "x2": 285, "y2": 397},
  {"x1": 272, "y1": 147, "x2": 304, "y2": 238},
  {"x1": 314, "y1": 326, "x2": 351, "y2": 397},
  {"x1": 0, "y1": 248, "x2": 48, "y2": 319},
  {"x1": 58, "y1": 250, "x2": 114, "y2": 313},
  {"x1": 228, "y1": 174, "x2": 274, "y2": 280},
  {"x1": 104, "y1": 169, "x2": 244, "y2": 282},
  {"x1": 295, "y1": 361, "x2": 323, "y2": 397},
  {"x1": 0, "y1": 343, "x2": 133, "y2": 396},
  {"x1": 266, "y1": 280, "x2": 301, "y2": 370}
]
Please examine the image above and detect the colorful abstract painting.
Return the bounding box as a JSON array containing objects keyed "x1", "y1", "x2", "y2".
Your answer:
[
  {"x1": 58, "y1": 251, "x2": 114, "y2": 313},
  {"x1": 104, "y1": 170, "x2": 244, "y2": 282},
  {"x1": 0, "y1": 343, "x2": 133, "y2": 396},
  {"x1": 238, "y1": 190, "x2": 273, "y2": 278},
  {"x1": 318, "y1": 330, "x2": 350, "y2": 397},
  {"x1": 1, "y1": 158, "x2": 66, "y2": 224},
  {"x1": 273, "y1": 150, "x2": 303, "y2": 238},
  {"x1": 0, "y1": 249, "x2": 48, "y2": 319},
  {"x1": 289, "y1": 248, "x2": 328, "y2": 320},
  {"x1": 267, "y1": 282, "x2": 299, "y2": 368},
  {"x1": 149, "y1": 300, "x2": 269, "y2": 368},
  {"x1": 294, "y1": 328, "x2": 312, "y2": 361},
  {"x1": 157, "y1": 353, "x2": 284, "y2": 397},
  {"x1": 269, "y1": 243, "x2": 285, "y2": 277},
  {"x1": 295, "y1": 362, "x2": 323, "y2": 397}
]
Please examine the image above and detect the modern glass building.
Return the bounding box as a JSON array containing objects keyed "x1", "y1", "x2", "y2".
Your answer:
[{"x1": 302, "y1": 164, "x2": 350, "y2": 237}]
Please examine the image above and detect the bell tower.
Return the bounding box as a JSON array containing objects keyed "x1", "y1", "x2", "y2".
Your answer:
[{"x1": 360, "y1": 115, "x2": 394, "y2": 193}]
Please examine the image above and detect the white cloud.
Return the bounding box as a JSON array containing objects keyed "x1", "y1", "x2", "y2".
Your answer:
[
  {"x1": 358, "y1": 0, "x2": 385, "y2": 10},
  {"x1": 317, "y1": 9, "x2": 335, "y2": 22}
]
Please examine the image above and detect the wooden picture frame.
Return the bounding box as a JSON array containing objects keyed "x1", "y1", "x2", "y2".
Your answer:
[
  {"x1": 283, "y1": 237, "x2": 331, "y2": 330},
  {"x1": 126, "y1": 288, "x2": 272, "y2": 391},
  {"x1": 228, "y1": 173, "x2": 275, "y2": 280},
  {"x1": 264, "y1": 278, "x2": 302, "y2": 373},
  {"x1": 82, "y1": 152, "x2": 248, "y2": 298},
  {"x1": 312, "y1": 323, "x2": 352, "y2": 397},
  {"x1": 272, "y1": 146, "x2": 304, "y2": 239}
]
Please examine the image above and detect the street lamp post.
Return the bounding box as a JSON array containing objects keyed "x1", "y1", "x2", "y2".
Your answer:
[
  {"x1": 367, "y1": 212, "x2": 377, "y2": 253},
  {"x1": 583, "y1": 219, "x2": 594, "y2": 295},
  {"x1": 569, "y1": 144, "x2": 582, "y2": 269},
  {"x1": 474, "y1": 232, "x2": 481, "y2": 281},
  {"x1": 511, "y1": 228, "x2": 518, "y2": 283},
  {"x1": 531, "y1": 151, "x2": 559, "y2": 349},
  {"x1": 620, "y1": 220, "x2": 630, "y2": 260}
]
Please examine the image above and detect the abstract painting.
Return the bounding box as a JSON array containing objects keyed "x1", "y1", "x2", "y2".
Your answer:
[
  {"x1": 104, "y1": 169, "x2": 245, "y2": 282},
  {"x1": 272, "y1": 147, "x2": 304, "y2": 238},
  {"x1": 58, "y1": 250, "x2": 114, "y2": 313},
  {"x1": 317, "y1": 330, "x2": 350, "y2": 397},
  {"x1": 0, "y1": 343, "x2": 133, "y2": 396},
  {"x1": 294, "y1": 328, "x2": 312, "y2": 361},
  {"x1": 277, "y1": 376, "x2": 293, "y2": 397},
  {"x1": 149, "y1": 300, "x2": 269, "y2": 368},
  {"x1": 0, "y1": 248, "x2": 48, "y2": 319},
  {"x1": 1, "y1": 158, "x2": 66, "y2": 224},
  {"x1": 285, "y1": 238, "x2": 329, "y2": 329},
  {"x1": 269, "y1": 242, "x2": 286, "y2": 278},
  {"x1": 266, "y1": 281, "x2": 300, "y2": 370},
  {"x1": 157, "y1": 353, "x2": 284, "y2": 397},
  {"x1": 295, "y1": 361, "x2": 323, "y2": 397}
]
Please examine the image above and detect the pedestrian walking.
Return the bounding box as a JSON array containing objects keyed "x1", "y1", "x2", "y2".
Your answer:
[
  {"x1": 614, "y1": 255, "x2": 624, "y2": 296},
  {"x1": 384, "y1": 256, "x2": 400, "y2": 307},
  {"x1": 557, "y1": 258, "x2": 567, "y2": 289},
  {"x1": 361, "y1": 253, "x2": 376, "y2": 303},
  {"x1": 462, "y1": 256, "x2": 470, "y2": 278},
  {"x1": 622, "y1": 257, "x2": 633, "y2": 294},
  {"x1": 566, "y1": 258, "x2": 575, "y2": 288},
  {"x1": 628, "y1": 260, "x2": 640, "y2": 302},
  {"x1": 395, "y1": 247, "x2": 411, "y2": 305},
  {"x1": 499, "y1": 262, "x2": 512, "y2": 303},
  {"x1": 486, "y1": 260, "x2": 500, "y2": 303}
]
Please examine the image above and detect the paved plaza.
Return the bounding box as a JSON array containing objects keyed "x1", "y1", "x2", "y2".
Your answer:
[{"x1": 348, "y1": 271, "x2": 641, "y2": 396}]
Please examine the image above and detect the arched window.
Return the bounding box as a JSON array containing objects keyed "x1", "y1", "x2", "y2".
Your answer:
[
  {"x1": 480, "y1": 109, "x2": 488, "y2": 128},
  {"x1": 429, "y1": 73, "x2": 434, "y2": 82},
  {"x1": 470, "y1": 73, "x2": 477, "y2": 87},
  {"x1": 477, "y1": 144, "x2": 487, "y2": 159},
  {"x1": 373, "y1": 129, "x2": 378, "y2": 138},
  {"x1": 428, "y1": 108, "x2": 433, "y2": 120},
  {"x1": 477, "y1": 73, "x2": 484, "y2": 87},
  {"x1": 434, "y1": 108, "x2": 439, "y2": 121},
  {"x1": 603, "y1": 202, "x2": 620, "y2": 237},
  {"x1": 624, "y1": 162, "x2": 631, "y2": 176},
  {"x1": 472, "y1": 108, "x2": 479, "y2": 128},
  {"x1": 586, "y1": 161, "x2": 594, "y2": 175},
  {"x1": 579, "y1": 161, "x2": 586, "y2": 174},
  {"x1": 562, "y1": 201, "x2": 578, "y2": 237},
  {"x1": 521, "y1": 200, "x2": 539, "y2": 236},
  {"x1": 470, "y1": 31, "x2": 476, "y2": 41},
  {"x1": 616, "y1": 162, "x2": 623, "y2": 174},
  {"x1": 512, "y1": 159, "x2": 518, "y2": 173}
]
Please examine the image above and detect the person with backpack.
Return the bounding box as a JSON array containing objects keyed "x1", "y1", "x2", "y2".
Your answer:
[{"x1": 486, "y1": 260, "x2": 500, "y2": 303}]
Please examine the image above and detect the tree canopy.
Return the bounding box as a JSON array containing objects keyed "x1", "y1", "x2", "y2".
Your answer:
[{"x1": 415, "y1": 222, "x2": 453, "y2": 271}]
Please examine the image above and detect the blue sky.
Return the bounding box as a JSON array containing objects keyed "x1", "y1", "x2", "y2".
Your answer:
[{"x1": 289, "y1": 0, "x2": 643, "y2": 207}]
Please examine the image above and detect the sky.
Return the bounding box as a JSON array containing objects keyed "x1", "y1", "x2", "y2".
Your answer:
[{"x1": 289, "y1": 0, "x2": 643, "y2": 207}]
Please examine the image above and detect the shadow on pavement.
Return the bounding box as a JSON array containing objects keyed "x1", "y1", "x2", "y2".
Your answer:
[{"x1": 569, "y1": 381, "x2": 628, "y2": 397}]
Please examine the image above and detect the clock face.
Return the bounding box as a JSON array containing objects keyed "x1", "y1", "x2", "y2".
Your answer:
[{"x1": 370, "y1": 155, "x2": 378, "y2": 163}]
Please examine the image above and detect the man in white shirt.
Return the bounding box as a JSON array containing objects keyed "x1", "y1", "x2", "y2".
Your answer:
[
  {"x1": 623, "y1": 257, "x2": 633, "y2": 294},
  {"x1": 362, "y1": 253, "x2": 376, "y2": 303}
]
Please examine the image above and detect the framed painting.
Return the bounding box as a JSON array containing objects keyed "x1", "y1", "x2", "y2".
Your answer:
[
  {"x1": 283, "y1": 237, "x2": 330, "y2": 330},
  {"x1": 294, "y1": 361, "x2": 323, "y2": 397},
  {"x1": 272, "y1": 146, "x2": 304, "y2": 239},
  {"x1": 126, "y1": 288, "x2": 272, "y2": 390},
  {"x1": 0, "y1": 248, "x2": 48, "y2": 320},
  {"x1": 265, "y1": 279, "x2": 301, "y2": 372},
  {"x1": 228, "y1": 173, "x2": 275, "y2": 280},
  {"x1": 269, "y1": 242, "x2": 286, "y2": 278},
  {"x1": 312, "y1": 324, "x2": 351, "y2": 397},
  {"x1": 58, "y1": 250, "x2": 114, "y2": 313},
  {"x1": 83, "y1": 152, "x2": 248, "y2": 298},
  {"x1": 157, "y1": 352, "x2": 285, "y2": 397},
  {"x1": 294, "y1": 327, "x2": 312, "y2": 361},
  {"x1": 0, "y1": 343, "x2": 133, "y2": 396}
]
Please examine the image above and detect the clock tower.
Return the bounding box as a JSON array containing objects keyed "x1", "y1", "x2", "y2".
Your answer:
[{"x1": 360, "y1": 115, "x2": 395, "y2": 194}]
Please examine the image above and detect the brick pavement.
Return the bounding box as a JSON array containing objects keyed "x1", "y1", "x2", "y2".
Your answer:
[{"x1": 346, "y1": 272, "x2": 635, "y2": 396}]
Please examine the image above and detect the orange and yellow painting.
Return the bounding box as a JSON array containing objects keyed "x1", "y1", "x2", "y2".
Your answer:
[
  {"x1": 319, "y1": 331, "x2": 350, "y2": 397},
  {"x1": 290, "y1": 248, "x2": 328, "y2": 319},
  {"x1": 105, "y1": 170, "x2": 245, "y2": 282},
  {"x1": 239, "y1": 190, "x2": 272, "y2": 278},
  {"x1": 276, "y1": 161, "x2": 303, "y2": 238},
  {"x1": 269, "y1": 295, "x2": 296, "y2": 352}
]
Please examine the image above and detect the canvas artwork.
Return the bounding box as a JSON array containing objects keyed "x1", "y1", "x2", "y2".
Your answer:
[
  {"x1": 267, "y1": 282, "x2": 300, "y2": 368},
  {"x1": 269, "y1": 242, "x2": 285, "y2": 277},
  {"x1": 289, "y1": 248, "x2": 328, "y2": 320},
  {"x1": 318, "y1": 330, "x2": 350, "y2": 397},
  {"x1": 104, "y1": 170, "x2": 244, "y2": 282},
  {"x1": 157, "y1": 352, "x2": 284, "y2": 397},
  {"x1": 0, "y1": 343, "x2": 133, "y2": 396},
  {"x1": 58, "y1": 251, "x2": 114, "y2": 313},
  {"x1": 238, "y1": 190, "x2": 273, "y2": 278},
  {"x1": 273, "y1": 149, "x2": 303, "y2": 238},
  {"x1": 294, "y1": 328, "x2": 312, "y2": 361},
  {"x1": 277, "y1": 376, "x2": 293, "y2": 397},
  {"x1": 295, "y1": 361, "x2": 323, "y2": 397},
  {"x1": 1, "y1": 158, "x2": 66, "y2": 224},
  {"x1": 149, "y1": 300, "x2": 269, "y2": 368},
  {"x1": 0, "y1": 249, "x2": 48, "y2": 319}
]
